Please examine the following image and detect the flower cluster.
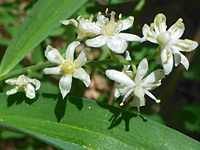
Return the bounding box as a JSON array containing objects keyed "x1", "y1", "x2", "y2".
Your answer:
[{"x1": 5, "y1": 9, "x2": 198, "y2": 112}]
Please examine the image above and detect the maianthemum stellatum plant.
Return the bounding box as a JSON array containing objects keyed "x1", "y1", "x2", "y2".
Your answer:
[{"x1": 0, "y1": 0, "x2": 199, "y2": 149}]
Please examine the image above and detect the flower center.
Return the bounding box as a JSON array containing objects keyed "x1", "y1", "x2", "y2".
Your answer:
[
  {"x1": 105, "y1": 11, "x2": 116, "y2": 36},
  {"x1": 61, "y1": 61, "x2": 75, "y2": 74},
  {"x1": 156, "y1": 32, "x2": 171, "y2": 47}
]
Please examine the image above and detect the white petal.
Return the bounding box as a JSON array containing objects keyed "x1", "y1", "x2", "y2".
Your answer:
[
  {"x1": 65, "y1": 41, "x2": 80, "y2": 61},
  {"x1": 43, "y1": 67, "x2": 63, "y2": 75},
  {"x1": 144, "y1": 90, "x2": 157, "y2": 101},
  {"x1": 154, "y1": 13, "x2": 167, "y2": 34},
  {"x1": 114, "y1": 88, "x2": 120, "y2": 99},
  {"x1": 162, "y1": 53, "x2": 173, "y2": 75},
  {"x1": 25, "y1": 84, "x2": 35, "y2": 99},
  {"x1": 121, "y1": 16, "x2": 134, "y2": 31},
  {"x1": 143, "y1": 69, "x2": 165, "y2": 84},
  {"x1": 6, "y1": 88, "x2": 18, "y2": 95},
  {"x1": 161, "y1": 48, "x2": 168, "y2": 63},
  {"x1": 106, "y1": 70, "x2": 135, "y2": 86},
  {"x1": 86, "y1": 35, "x2": 107, "y2": 47},
  {"x1": 45, "y1": 45, "x2": 64, "y2": 64},
  {"x1": 135, "y1": 58, "x2": 148, "y2": 83},
  {"x1": 168, "y1": 20, "x2": 185, "y2": 39},
  {"x1": 142, "y1": 24, "x2": 157, "y2": 43},
  {"x1": 171, "y1": 39, "x2": 198, "y2": 52},
  {"x1": 74, "y1": 48, "x2": 90, "y2": 68},
  {"x1": 29, "y1": 79, "x2": 41, "y2": 90},
  {"x1": 174, "y1": 51, "x2": 189, "y2": 70},
  {"x1": 61, "y1": 19, "x2": 78, "y2": 27},
  {"x1": 107, "y1": 36, "x2": 127, "y2": 54},
  {"x1": 5, "y1": 78, "x2": 17, "y2": 85},
  {"x1": 122, "y1": 89, "x2": 134, "y2": 102},
  {"x1": 73, "y1": 68, "x2": 90, "y2": 87},
  {"x1": 116, "y1": 33, "x2": 141, "y2": 42},
  {"x1": 59, "y1": 75, "x2": 72, "y2": 99},
  {"x1": 122, "y1": 51, "x2": 131, "y2": 72},
  {"x1": 79, "y1": 20, "x2": 101, "y2": 34}
]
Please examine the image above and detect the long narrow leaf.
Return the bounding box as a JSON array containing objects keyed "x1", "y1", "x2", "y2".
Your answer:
[
  {"x1": 0, "y1": 93, "x2": 199, "y2": 149},
  {"x1": 0, "y1": 0, "x2": 87, "y2": 76}
]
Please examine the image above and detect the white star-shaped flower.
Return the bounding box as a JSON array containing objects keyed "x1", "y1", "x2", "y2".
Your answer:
[
  {"x1": 61, "y1": 15, "x2": 101, "y2": 40},
  {"x1": 142, "y1": 13, "x2": 198, "y2": 75},
  {"x1": 5, "y1": 74, "x2": 40, "y2": 99},
  {"x1": 85, "y1": 10, "x2": 141, "y2": 54},
  {"x1": 106, "y1": 58, "x2": 165, "y2": 112},
  {"x1": 43, "y1": 41, "x2": 91, "y2": 98}
]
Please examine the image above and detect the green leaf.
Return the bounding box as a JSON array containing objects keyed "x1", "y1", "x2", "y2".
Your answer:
[
  {"x1": 0, "y1": 93, "x2": 199, "y2": 149},
  {"x1": 0, "y1": 0, "x2": 87, "y2": 76}
]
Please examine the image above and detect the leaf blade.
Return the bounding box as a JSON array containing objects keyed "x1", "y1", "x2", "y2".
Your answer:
[{"x1": 0, "y1": 0, "x2": 87, "y2": 76}]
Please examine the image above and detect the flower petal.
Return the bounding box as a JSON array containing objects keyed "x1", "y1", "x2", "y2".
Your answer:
[
  {"x1": 25, "y1": 84, "x2": 35, "y2": 99},
  {"x1": 134, "y1": 58, "x2": 148, "y2": 83},
  {"x1": 122, "y1": 51, "x2": 131, "y2": 72},
  {"x1": 106, "y1": 70, "x2": 135, "y2": 86},
  {"x1": 120, "y1": 16, "x2": 134, "y2": 31},
  {"x1": 114, "y1": 88, "x2": 120, "y2": 99},
  {"x1": 61, "y1": 19, "x2": 78, "y2": 27},
  {"x1": 154, "y1": 13, "x2": 167, "y2": 34},
  {"x1": 143, "y1": 69, "x2": 165, "y2": 84},
  {"x1": 43, "y1": 67, "x2": 63, "y2": 75},
  {"x1": 122, "y1": 89, "x2": 134, "y2": 102},
  {"x1": 29, "y1": 79, "x2": 41, "y2": 90},
  {"x1": 5, "y1": 78, "x2": 17, "y2": 85},
  {"x1": 171, "y1": 39, "x2": 198, "y2": 52},
  {"x1": 116, "y1": 33, "x2": 141, "y2": 42},
  {"x1": 168, "y1": 19, "x2": 185, "y2": 39},
  {"x1": 59, "y1": 74, "x2": 72, "y2": 99},
  {"x1": 73, "y1": 68, "x2": 90, "y2": 87},
  {"x1": 74, "y1": 48, "x2": 90, "y2": 68},
  {"x1": 144, "y1": 90, "x2": 157, "y2": 101},
  {"x1": 45, "y1": 45, "x2": 64, "y2": 64},
  {"x1": 142, "y1": 24, "x2": 157, "y2": 43},
  {"x1": 107, "y1": 36, "x2": 127, "y2": 53},
  {"x1": 174, "y1": 51, "x2": 189, "y2": 70},
  {"x1": 65, "y1": 41, "x2": 80, "y2": 61},
  {"x1": 162, "y1": 52, "x2": 173, "y2": 75},
  {"x1": 6, "y1": 88, "x2": 18, "y2": 95},
  {"x1": 86, "y1": 35, "x2": 107, "y2": 47}
]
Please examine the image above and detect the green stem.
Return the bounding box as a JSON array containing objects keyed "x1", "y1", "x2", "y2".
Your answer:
[{"x1": 0, "y1": 62, "x2": 52, "y2": 81}]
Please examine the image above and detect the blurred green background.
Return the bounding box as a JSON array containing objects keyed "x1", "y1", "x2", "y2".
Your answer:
[{"x1": 0, "y1": 0, "x2": 199, "y2": 149}]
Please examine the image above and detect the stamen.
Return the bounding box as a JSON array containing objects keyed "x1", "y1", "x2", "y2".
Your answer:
[
  {"x1": 124, "y1": 87, "x2": 128, "y2": 90},
  {"x1": 185, "y1": 39, "x2": 193, "y2": 45},
  {"x1": 168, "y1": 54, "x2": 173, "y2": 57},
  {"x1": 89, "y1": 14, "x2": 93, "y2": 22},
  {"x1": 176, "y1": 18, "x2": 183, "y2": 26},
  {"x1": 118, "y1": 13, "x2": 122, "y2": 19},
  {"x1": 150, "y1": 23, "x2": 154, "y2": 31},
  {"x1": 98, "y1": 12, "x2": 101, "y2": 16},
  {"x1": 105, "y1": 8, "x2": 109, "y2": 14},
  {"x1": 120, "y1": 102, "x2": 124, "y2": 106},
  {"x1": 156, "y1": 83, "x2": 161, "y2": 86},
  {"x1": 157, "y1": 14, "x2": 163, "y2": 23},
  {"x1": 156, "y1": 99, "x2": 161, "y2": 103}
]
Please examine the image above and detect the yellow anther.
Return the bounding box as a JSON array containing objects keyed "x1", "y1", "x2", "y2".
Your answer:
[
  {"x1": 157, "y1": 14, "x2": 163, "y2": 23},
  {"x1": 98, "y1": 12, "x2": 101, "y2": 16},
  {"x1": 176, "y1": 18, "x2": 183, "y2": 26},
  {"x1": 124, "y1": 87, "x2": 128, "y2": 90},
  {"x1": 105, "y1": 8, "x2": 109, "y2": 14},
  {"x1": 61, "y1": 61, "x2": 75, "y2": 74},
  {"x1": 168, "y1": 54, "x2": 173, "y2": 57},
  {"x1": 156, "y1": 83, "x2": 161, "y2": 86},
  {"x1": 120, "y1": 102, "x2": 124, "y2": 106},
  {"x1": 156, "y1": 99, "x2": 161, "y2": 103},
  {"x1": 150, "y1": 23, "x2": 154, "y2": 31},
  {"x1": 89, "y1": 14, "x2": 93, "y2": 22},
  {"x1": 119, "y1": 13, "x2": 122, "y2": 19},
  {"x1": 185, "y1": 39, "x2": 193, "y2": 45}
]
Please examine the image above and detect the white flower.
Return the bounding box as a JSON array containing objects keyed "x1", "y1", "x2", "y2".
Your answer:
[
  {"x1": 106, "y1": 58, "x2": 165, "y2": 112},
  {"x1": 142, "y1": 13, "x2": 198, "y2": 75},
  {"x1": 85, "y1": 10, "x2": 141, "y2": 54},
  {"x1": 5, "y1": 74, "x2": 40, "y2": 99},
  {"x1": 43, "y1": 41, "x2": 91, "y2": 98},
  {"x1": 61, "y1": 15, "x2": 101, "y2": 40}
]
